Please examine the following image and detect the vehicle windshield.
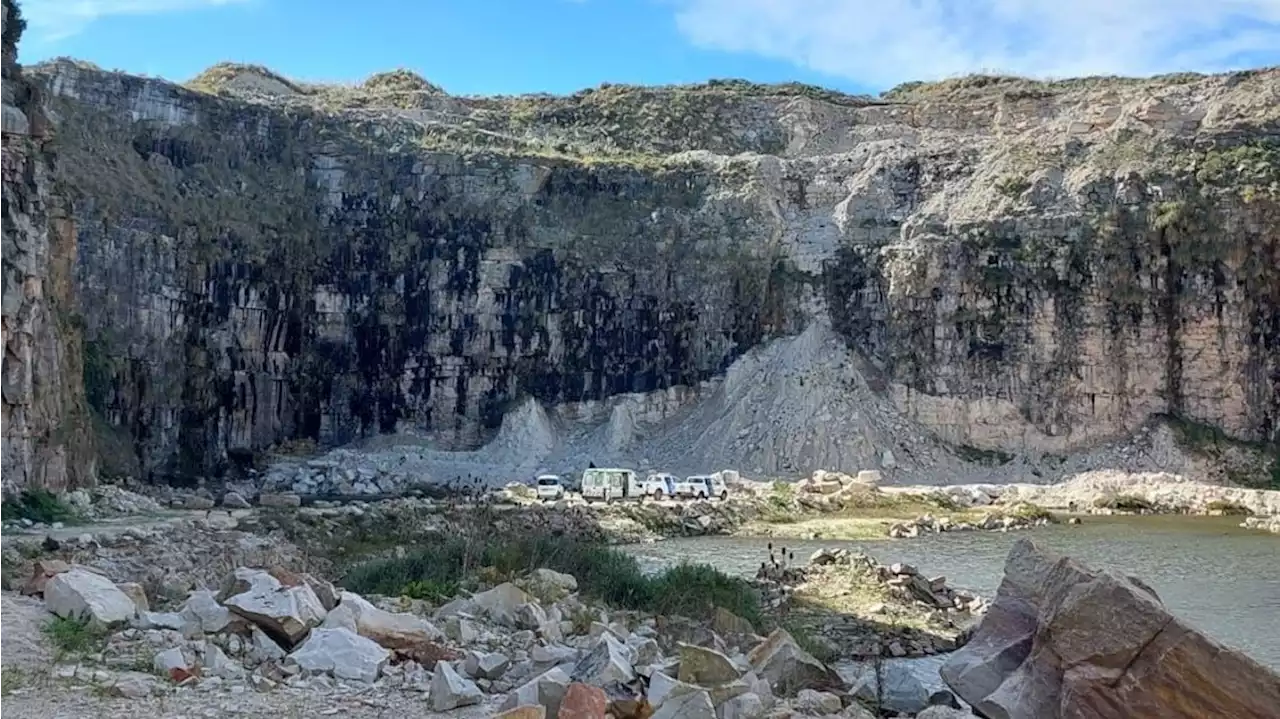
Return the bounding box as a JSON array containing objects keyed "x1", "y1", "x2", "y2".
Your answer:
[{"x1": 537, "y1": 478, "x2": 559, "y2": 486}]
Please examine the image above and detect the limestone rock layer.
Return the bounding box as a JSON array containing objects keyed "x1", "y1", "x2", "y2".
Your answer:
[{"x1": 5, "y1": 37, "x2": 1280, "y2": 482}]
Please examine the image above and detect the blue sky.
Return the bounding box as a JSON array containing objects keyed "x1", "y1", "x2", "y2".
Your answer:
[{"x1": 16, "y1": 0, "x2": 1280, "y2": 97}]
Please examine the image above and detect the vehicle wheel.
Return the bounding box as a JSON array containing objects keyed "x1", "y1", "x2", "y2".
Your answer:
[
  {"x1": 698, "y1": 491, "x2": 707, "y2": 500},
  {"x1": 720, "y1": 491, "x2": 728, "y2": 501},
  {"x1": 653, "y1": 489, "x2": 664, "y2": 500}
]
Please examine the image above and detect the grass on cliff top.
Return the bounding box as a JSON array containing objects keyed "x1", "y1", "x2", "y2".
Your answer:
[
  {"x1": 879, "y1": 69, "x2": 1233, "y2": 102},
  {"x1": 343, "y1": 536, "x2": 761, "y2": 627}
]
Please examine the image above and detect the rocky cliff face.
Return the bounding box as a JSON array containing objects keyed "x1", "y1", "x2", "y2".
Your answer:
[
  {"x1": 12, "y1": 54, "x2": 1280, "y2": 483},
  {"x1": 1, "y1": 0, "x2": 95, "y2": 494}
]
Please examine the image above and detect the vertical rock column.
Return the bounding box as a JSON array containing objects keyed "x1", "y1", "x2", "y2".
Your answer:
[{"x1": 1, "y1": 0, "x2": 95, "y2": 494}]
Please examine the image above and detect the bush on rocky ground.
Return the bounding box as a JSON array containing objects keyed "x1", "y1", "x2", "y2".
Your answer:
[
  {"x1": 344, "y1": 535, "x2": 762, "y2": 627},
  {"x1": 43, "y1": 614, "x2": 109, "y2": 655},
  {"x1": 1204, "y1": 499, "x2": 1253, "y2": 516},
  {"x1": 2, "y1": 489, "x2": 78, "y2": 525}
]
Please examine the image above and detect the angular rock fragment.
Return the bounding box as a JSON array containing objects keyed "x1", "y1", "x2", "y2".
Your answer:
[{"x1": 942, "y1": 538, "x2": 1280, "y2": 719}]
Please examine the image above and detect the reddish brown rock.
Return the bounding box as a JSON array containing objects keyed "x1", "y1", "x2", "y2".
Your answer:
[
  {"x1": 19, "y1": 558, "x2": 70, "y2": 597},
  {"x1": 559, "y1": 682, "x2": 608, "y2": 719},
  {"x1": 392, "y1": 641, "x2": 461, "y2": 669},
  {"x1": 942, "y1": 538, "x2": 1280, "y2": 719}
]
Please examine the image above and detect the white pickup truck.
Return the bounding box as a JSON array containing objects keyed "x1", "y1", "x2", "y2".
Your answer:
[
  {"x1": 677, "y1": 474, "x2": 729, "y2": 500},
  {"x1": 643, "y1": 473, "x2": 679, "y2": 499}
]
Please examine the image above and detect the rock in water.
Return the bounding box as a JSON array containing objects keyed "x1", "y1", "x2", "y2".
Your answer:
[
  {"x1": 43, "y1": 568, "x2": 137, "y2": 628},
  {"x1": 941, "y1": 538, "x2": 1280, "y2": 719},
  {"x1": 287, "y1": 627, "x2": 389, "y2": 683}
]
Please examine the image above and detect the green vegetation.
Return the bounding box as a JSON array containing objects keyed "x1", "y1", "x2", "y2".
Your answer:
[
  {"x1": 400, "y1": 578, "x2": 460, "y2": 602},
  {"x1": 881, "y1": 71, "x2": 1210, "y2": 102},
  {"x1": 42, "y1": 616, "x2": 108, "y2": 656},
  {"x1": 1163, "y1": 414, "x2": 1280, "y2": 490},
  {"x1": 184, "y1": 62, "x2": 305, "y2": 95},
  {"x1": 956, "y1": 444, "x2": 1016, "y2": 466},
  {"x1": 343, "y1": 536, "x2": 761, "y2": 627},
  {"x1": 0, "y1": 665, "x2": 25, "y2": 695},
  {"x1": 1204, "y1": 500, "x2": 1253, "y2": 516},
  {"x1": 361, "y1": 69, "x2": 444, "y2": 95},
  {"x1": 1006, "y1": 502, "x2": 1054, "y2": 522},
  {"x1": 994, "y1": 175, "x2": 1031, "y2": 198},
  {"x1": 1194, "y1": 142, "x2": 1280, "y2": 192},
  {"x1": 2, "y1": 0, "x2": 26, "y2": 50},
  {"x1": 1, "y1": 489, "x2": 77, "y2": 525},
  {"x1": 783, "y1": 620, "x2": 837, "y2": 663}
]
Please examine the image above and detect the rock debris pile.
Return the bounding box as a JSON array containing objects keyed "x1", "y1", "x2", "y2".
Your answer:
[
  {"x1": 886, "y1": 510, "x2": 1051, "y2": 539},
  {"x1": 755, "y1": 548, "x2": 986, "y2": 661},
  {"x1": 14, "y1": 554, "x2": 954, "y2": 718}
]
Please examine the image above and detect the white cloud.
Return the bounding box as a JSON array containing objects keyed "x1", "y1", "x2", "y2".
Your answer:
[
  {"x1": 21, "y1": 0, "x2": 251, "y2": 42},
  {"x1": 671, "y1": 0, "x2": 1280, "y2": 88}
]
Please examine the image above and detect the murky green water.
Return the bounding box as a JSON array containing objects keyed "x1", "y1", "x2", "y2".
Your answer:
[{"x1": 623, "y1": 516, "x2": 1280, "y2": 669}]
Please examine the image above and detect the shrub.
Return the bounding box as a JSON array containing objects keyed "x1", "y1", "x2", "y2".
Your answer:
[
  {"x1": 1, "y1": 489, "x2": 77, "y2": 524},
  {"x1": 1204, "y1": 500, "x2": 1252, "y2": 516},
  {"x1": 42, "y1": 616, "x2": 108, "y2": 655},
  {"x1": 1006, "y1": 502, "x2": 1053, "y2": 522},
  {"x1": 343, "y1": 536, "x2": 761, "y2": 627},
  {"x1": 783, "y1": 621, "x2": 837, "y2": 663}
]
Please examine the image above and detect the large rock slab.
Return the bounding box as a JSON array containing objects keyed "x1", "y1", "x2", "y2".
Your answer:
[
  {"x1": 431, "y1": 660, "x2": 483, "y2": 711},
  {"x1": 179, "y1": 590, "x2": 233, "y2": 635},
  {"x1": 677, "y1": 643, "x2": 742, "y2": 686},
  {"x1": 746, "y1": 628, "x2": 842, "y2": 696},
  {"x1": 221, "y1": 569, "x2": 326, "y2": 646},
  {"x1": 572, "y1": 634, "x2": 635, "y2": 686},
  {"x1": 321, "y1": 590, "x2": 443, "y2": 649},
  {"x1": 471, "y1": 582, "x2": 534, "y2": 626},
  {"x1": 287, "y1": 627, "x2": 389, "y2": 683},
  {"x1": 44, "y1": 568, "x2": 137, "y2": 628},
  {"x1": 941, "y1": 538, "x2": 1280, "y2": 719},
  {"x1": 502, "y1": 666, "x2": 572, "y2": 717},
  {"x1": 559, "y1": 682, "x2": 608, "y2": 719}
]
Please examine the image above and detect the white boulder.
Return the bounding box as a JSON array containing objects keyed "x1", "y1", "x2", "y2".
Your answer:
[
  {"x1": 287, "y1": 627, "x2": 389, "y2": 684},
  {"x1": 222, "y1": 570, "x2": 326, "y2": 646},
  {"x1": 322, "y1": 591, "x2": 443, "y2": 649},
  {"x1": 44, "y1": 568, "x2": 137, "y2": 628}
]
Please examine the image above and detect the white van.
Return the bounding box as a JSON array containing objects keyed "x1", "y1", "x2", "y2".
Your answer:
[
  {"x1": 534, "y1": 474, "x2": 565, "y2": 501},
  {"x1": 580, "y1": 468, "x2": 638, "y2": 502}
]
